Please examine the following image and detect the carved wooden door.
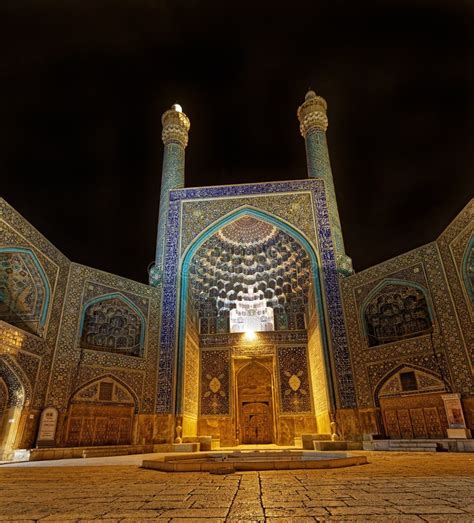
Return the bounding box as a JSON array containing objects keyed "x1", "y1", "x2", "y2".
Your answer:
[
  {"x1": 383, "y1": 410, "x2": 401, "y2": 439},
  {"x1": 424, "y1": 407, "x2": 444, "y2": 438},
  {"x1": 65, "y1": 404, "x2": 133, "y2": 446},
  {"x1": 397, "y1": 409, "x2": 414, "y2": 439},
  {"x1": 241, "y1": 402, "x2": 272, "y2": 444},
  {"x1": 410, "y1": 408, "x2": 428, "y2": 438},
  {"x1": 380, "y1": 393, "x2": 448, "y2": 440}
]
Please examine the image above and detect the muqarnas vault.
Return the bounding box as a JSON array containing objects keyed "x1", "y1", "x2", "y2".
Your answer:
[{"x1": 0, "y1": 91, "x2": 473, "y2": 458}]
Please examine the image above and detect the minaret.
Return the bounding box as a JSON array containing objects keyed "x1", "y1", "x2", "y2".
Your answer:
[
  {"x1": 149, "y1": 103, "x2": 190, "y2": 286},
  {"x1": 297, "y1": 90, "x2": 353, "y2": 276}
]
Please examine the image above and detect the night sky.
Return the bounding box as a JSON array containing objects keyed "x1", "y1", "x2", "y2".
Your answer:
[{"x1": 2, "y1": 2, "x2": 473, "y2": 283}]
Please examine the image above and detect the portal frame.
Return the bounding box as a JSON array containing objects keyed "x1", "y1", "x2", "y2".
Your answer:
[{"x1": 157, "y1": 179, "x2": 356, "y2": 415}]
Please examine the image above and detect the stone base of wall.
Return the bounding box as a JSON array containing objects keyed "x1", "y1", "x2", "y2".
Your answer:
[
  {"x1": 336, "y1": 408, "x2": 380, "y2": 440},
  {"x1": 9, "y1": 443, "x2": 173, "y2": 462},
  {"x1": 363, "y1": 439, "x2": 474, "y2": 452}
]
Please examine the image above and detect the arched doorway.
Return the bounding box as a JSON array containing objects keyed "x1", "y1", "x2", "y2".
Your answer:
[
  {"x1": 237, "y1": 362, "x2": 275, "y2": 444},
  {"x1": 65, "y1": 377, "x2": 136, "y2": 447},
  {"x1": 175, "y1": 208, "x2": 334, "y2": 443},
  {"x1": 376, "y1": 366, "x2": 448, "y2": 439},
  {"x1": 0, "y1": 362, "x2": 26, "y2": 459}
]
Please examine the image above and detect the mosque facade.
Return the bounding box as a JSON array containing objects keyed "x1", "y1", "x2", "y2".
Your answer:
[{"x1": 0, "y1": 91, "x2": 472, "y2": 457}]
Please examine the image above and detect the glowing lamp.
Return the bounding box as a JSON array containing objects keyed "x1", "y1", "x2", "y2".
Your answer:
[
  {"x1": 244, "y1": 329, "x2": 256, "y2": 341},
  {"x1": 0, "y1": 322, "x2": 24, "y2": 355},
  {"x1": 172, "y1": 103, "x2": 183, "y2": 113}
]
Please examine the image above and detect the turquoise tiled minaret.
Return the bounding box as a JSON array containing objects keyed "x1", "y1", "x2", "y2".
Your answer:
[
  {"x1": 297, "y1": 90, "x2": 353, "y2": 276},
  {"x1": 150, "y1": 104, "x2": 190, "y2": 286}
]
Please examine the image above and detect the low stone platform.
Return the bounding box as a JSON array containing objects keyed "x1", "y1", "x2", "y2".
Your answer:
[
  {"x1": 171, "y1": 442, "x2": 200, "y2": 452},
  {"x1": 363, "y1": 438, "x2": 474, "y2": 452},
  {"x1": 12, "y1": 443, "x2": 173, "y2": 462},
  {"x1": 313, "y1": 440, "x2": 363, "y2": 451},
  {"x1": 142, "y1": 449, "x2": 368, "y2": 472}
]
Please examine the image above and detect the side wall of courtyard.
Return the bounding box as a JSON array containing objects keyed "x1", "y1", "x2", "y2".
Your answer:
[
  {"x1": 0, "y1": 198, "x2": 163, "y2": 454},
  {"x1": 340, "y1": 199, "x2": 473, "y2": 439}
]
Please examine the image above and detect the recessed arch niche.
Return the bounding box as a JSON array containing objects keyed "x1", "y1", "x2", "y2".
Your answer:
[
  {"x1": 177, "y1": 207, "x2": 334, "y2": 443},
  {"x1": 362, "y1": 279, "x2": 433, "y2": 347},
  {"x1": 0, "y1": 359, "x2": 27, "y2": 459},
  {"x1": 79, "y1": 293, "x2": 146, "y2": 357},
  {"x1": 236, "y1": 361, "x2": 275, "y2": 444},
  {"x1": 0, "y1": 247, "x2": 50, "y2": 336},
  {"x1": 65, "y1": 376, "x2": 137, "y2": 447},
  {"x1": 375, "y1": 364, "x2": 448, "y2": 439}
]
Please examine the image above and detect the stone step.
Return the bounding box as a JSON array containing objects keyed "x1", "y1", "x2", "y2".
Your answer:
[
  {"x1": 388, "y1": 447, "x2": 437, "y2": 452},
  {"x1": 389, "y1": 443, "x2": 438, "y2": 447},
  {"x1": 387, "y1": 439, "x2": 439, "y2": 452},
  {"x1": 389, "y1": 445, "x2": 438, "y2": 451}
]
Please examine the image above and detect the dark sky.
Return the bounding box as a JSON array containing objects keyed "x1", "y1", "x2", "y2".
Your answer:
[{"x1": 2, "y1": 1, "x2": 473, "y2": 283}]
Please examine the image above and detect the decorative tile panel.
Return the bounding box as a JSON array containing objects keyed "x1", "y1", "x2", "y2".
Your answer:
[
  {"x1": 277, "y1": 345, "x2": 312, "y2": 414},
  {"x1": 200, "y1": 348, "x2": 230, "y2": 416},
  {"x1": 46, "y1": 263, "x2": 160, "y2": 413}
]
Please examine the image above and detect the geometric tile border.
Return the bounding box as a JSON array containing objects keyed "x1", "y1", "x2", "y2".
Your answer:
[{"x1": 157, "y1": 179, "x2": 356, "y2": 413}]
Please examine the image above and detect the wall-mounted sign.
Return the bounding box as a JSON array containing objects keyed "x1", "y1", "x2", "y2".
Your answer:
[
  {"x1": 442, "y1": 393, "x2": 466, "y2": 428},
  {"x1": 36, "y1": 407, "x2": 58, "y2": 448}
]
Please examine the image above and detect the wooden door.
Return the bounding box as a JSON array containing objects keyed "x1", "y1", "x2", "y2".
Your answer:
[
  {"x1": 383, "y1": 409, "x2": 401, "y2": 439},
  {"x1": 65, "y1": 404, "x2": 133, "y2": 446},
  {"x1": 236, "y1": 361, "x2": 275, "y2": 444},
  {"x1": 424, "y1": 407, "x2": 444, "y2": 438},
  {"x1": 241, "y1": 402, "x2": 272, "y2": 444},
  {"x1": 410, "y1": 408, "x2": 428, "y2": 438},
  {"x1": 397, "y1": 409, "x2": 414, "y2": 439},
  {"x1": 380, "y1": 393, "x2": 448, "y2": 439}
]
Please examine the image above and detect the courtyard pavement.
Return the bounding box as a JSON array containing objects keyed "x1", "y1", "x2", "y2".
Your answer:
[{"x1": 0, "y1": 451, "x2": 473, "y2": 522}]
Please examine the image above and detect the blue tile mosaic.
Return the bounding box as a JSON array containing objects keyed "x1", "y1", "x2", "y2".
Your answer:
[{"x1": 156, "y1": 179, "x2": 357, "y2": 413}]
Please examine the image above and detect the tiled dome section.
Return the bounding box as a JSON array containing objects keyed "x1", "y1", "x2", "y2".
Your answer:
[
  {"x1": 189, "y1": 216, "x2": 311, "y2": 332},
  {"x1": 217, "y1": 216, "x2": 278, "y2": 246}
]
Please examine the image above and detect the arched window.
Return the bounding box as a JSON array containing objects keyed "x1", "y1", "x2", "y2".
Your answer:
[
  {"x1": 80, "y1": 294, "x2": 145, "y2": 357},
  {"x1": 363, "y1": 281, "x2": 433, "y2": 347},
  {"x1": 0, "y1": 248, "x2": 50, "y2": 335}
]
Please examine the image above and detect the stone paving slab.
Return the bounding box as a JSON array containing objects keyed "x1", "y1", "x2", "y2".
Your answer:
[{"x1": 0, "y1": 452, "x2": 473, "y2": 521}]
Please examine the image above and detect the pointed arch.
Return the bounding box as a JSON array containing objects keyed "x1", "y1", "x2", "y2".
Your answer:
[
  {"x1": 79, "y1": 292, "x2": 146, "y2": 354},
  {"x1": 70, "y1": 374, "x2": 139, "y2": 413},
  {"x1": 0, "y1": 358, "x2": 31, "y2": 456},
  {"x1": 361, "y1": 278, "x2": 434, "y2": 347},
  {"x1": 236, "y1": 359, "x2": 272, "y2": 381},
  {"x1": 65, "y1": 373, "x2": 138, "y2": 446},
  {"x1": 180, "y1": 205, "x2": 320, "y2": 263},
  {"x1": 0, "y1": 247, "x2": 51, "y2": 331},
  {"x1": 0, "y1": 356, "x2": 32, "y2": 407},
  {"x1": 373, "y1": 362, "x2": 448, "y2": 407},
  {"x1": 175, "y1": 205, "x2": 334, "y2": 414}
]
